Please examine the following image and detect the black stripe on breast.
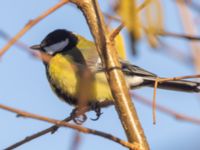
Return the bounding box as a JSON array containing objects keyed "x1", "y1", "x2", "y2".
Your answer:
[{"x1": 45, "y1": 64, "x2": 78, "y2": 106}]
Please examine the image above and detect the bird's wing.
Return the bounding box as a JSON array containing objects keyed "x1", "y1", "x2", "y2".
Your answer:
[
  {"x1": 120, "y1": 60, "x2": 157, "y2": 77},
  {"x1": 75, "y1": 35, "x2": 156, "y2": 77},
  {"x1": 76, "y1": 35, "x2": 100, "y2": 72},
  {"x1": 95, "y1": 59, "x2": 157, "y2": 77}
]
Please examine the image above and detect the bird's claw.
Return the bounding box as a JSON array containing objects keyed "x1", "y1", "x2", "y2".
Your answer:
[
  {"x1": 70, "y1": 108, "x2": 87, "y2": 125},
  {"x1": 90, "y1": 102, "x2": 103, "y2": 121}
]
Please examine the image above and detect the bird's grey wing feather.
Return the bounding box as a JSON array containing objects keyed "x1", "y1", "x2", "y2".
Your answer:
[
  {"x1": 74, "y1": 35, "x2": 100, "y2": 72},
  {"x1": 120, "y1": 60, "x2": 157, "y2": 77},
  {"x1": 95, "y1": 59, "x2": 157, "y2": 77}
]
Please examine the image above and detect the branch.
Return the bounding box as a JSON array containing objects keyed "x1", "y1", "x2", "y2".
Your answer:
[
  {"x1": 70, "y1": 0, "x2": 149, "y2": 149},
  {"x1": 0, "y1": 0, "x2": 69, "y2": 57},
  {"x1": 0, "y1": 30, "x2": 52, "y2": 63},
  {"x1": 157, "y1": 74, "x2": 200, "y2": 83},
  {"x1": 0, "y1": 0, "x2": 150, "y2": 149},
  {"x1": 105, "y1": 13, "x2": 200, "y2": 67},
  {"x1": 109, "y1": 23, "x2": 124, "y2": 41},
  {"x1": 0, "y1": 104, "x2": 139, "y2": 150},
  {"x1": 159, "y1": 30, "x2": 200, "y2": 41},
  {"x1": 152, "y1": 74, "x2": 200, "y2": 124},
  {"x1": 152, "y1": 78, "x2": 159, "y2": 124},
  {"x1": 137, "y1": 0, "x2": 152, "y2": 11},
  {"x1": 108, "y1": 0, "x2": 153, "y2": 41},
  {"x1": 5, "y1": 106, "x2": 90, "y2": 150}
]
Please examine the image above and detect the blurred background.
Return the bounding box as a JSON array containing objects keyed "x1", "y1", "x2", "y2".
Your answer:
[{"x1": 0, "y1": 0, "x2": 200, "y2": 150}]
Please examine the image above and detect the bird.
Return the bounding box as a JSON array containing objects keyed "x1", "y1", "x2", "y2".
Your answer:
[{"x1": 30, "y1": 29, "x2": 200, "y2": 120}]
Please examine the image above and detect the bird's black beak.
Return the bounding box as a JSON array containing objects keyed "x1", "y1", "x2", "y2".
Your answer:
[{"x1": 30, "y1": 44, "x2": 42, "y2": 50}]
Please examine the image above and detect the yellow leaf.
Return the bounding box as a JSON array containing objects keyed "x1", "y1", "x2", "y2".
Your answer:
[
  {"x1": 144, "y1": 0, "x2": 164, "y2": 48},
  {"x1": 116, "y1": 0, "x2": 142, "y2": 40}
]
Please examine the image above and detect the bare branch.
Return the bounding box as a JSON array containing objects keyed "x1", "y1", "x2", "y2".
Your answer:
[
  {"x1": 137, "y1": 0, "x2": 152, "y2": 11},
  {"x1": 159, "y1": 30, "x2": 200, "y2": 41},
  {"x1": 152, "y1": 74, "x2": 200, "y2": 124},
  {"x1": 0, "y1": 0, "x2": 69, "y2": 57},
  {"x1": 70, "y1": 0, "x2": 150, "y2": 149},
  {"x1": 153, "y1": 78, "x2": 159, "y2": 124},
  {"x1": 110, "y1": 23, "x2": 124, "y2": 41},
  {"x1": 0, "y1": 104, "x2": 139, "y2": 150},
  {"x1": 5, "y1": 106, "x2": 90, "y2": 150},
  {"x1": 157, "y1": 74, "x2": 200, "y2": 83},
  {"x1": 108, "y1": 0, "x2": 153, "y2": 41},
  {"x1": 0, "y1": 29, "x2": 52, "y2": 64}
]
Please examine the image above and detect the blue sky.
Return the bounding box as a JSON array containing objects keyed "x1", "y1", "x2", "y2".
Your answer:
[{"x1": 0, "y1": 0, "x2": 200, "y2": 150}]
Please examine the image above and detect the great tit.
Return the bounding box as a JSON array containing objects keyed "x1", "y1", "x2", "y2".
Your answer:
[{"x1": 30, "y1": 29, "x2": 200, "y2": 109}]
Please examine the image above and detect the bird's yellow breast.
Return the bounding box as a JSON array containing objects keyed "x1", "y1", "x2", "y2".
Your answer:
[{"x1": 48, "y1": 54, "x2": 113, "y2": 104}]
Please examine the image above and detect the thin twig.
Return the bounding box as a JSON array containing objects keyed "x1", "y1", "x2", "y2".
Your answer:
[
  {"x1": 110, "y1": 23, "x2": 124, "y2": 41},
  {"x1": 0, "y1": 104, "x2": 139, "y2": 150},
  {"x1": 0, "y1": 30, "x2": 32, "y2": 52},
  {"x1": 0, "y1": 0, "x2": 69, "y2": 57},
  {"x1": 152, "y1": 74, "x2": 200, "y2": 124},
  {"x1": 159, "y1": 30, "x2": 200, "y2": 41},
  {"x1": 104, "y1": 13, "x2": 121, "y2": 22},
  {"x1": 137, "y1": 0, "x2": 152, "y2": 11},
  {"x1": 158, "y1": 74, "x2": 200, "y2": 83},
  {"x1": 5, "y1": 106, "x2": 90, "y2": 150},
  {"x1": 153, "y1": 78, "x2": 159, "y2": 124},
  {"x1": 0, "y1": 30, "x2": 52, "y2": 63},
  {"x1": 109, "y1": 0, "x2": 152, "y2": 41},
  {"x1": 133, "y1": 93, "x2": 200, "y2": 125},
  {"x1": 110, "y1": 26, "x2": 199, "y2": 63}
]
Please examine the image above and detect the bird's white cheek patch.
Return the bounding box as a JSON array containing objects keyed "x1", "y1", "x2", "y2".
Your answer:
[
  {"x1": 126, "y1": 76, "x2": 144, "y2": 87},
  {"x1": 44, "y1": 38, "x2": 69, "y2": 55}
]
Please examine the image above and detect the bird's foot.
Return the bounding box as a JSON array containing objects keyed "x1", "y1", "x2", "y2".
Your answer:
[
  {"x1": 70, "y1": 107, "x2": 87, "y2": 125},
  {"x1": 90, "y1": 102, "x2": 103, "y2": 121}
]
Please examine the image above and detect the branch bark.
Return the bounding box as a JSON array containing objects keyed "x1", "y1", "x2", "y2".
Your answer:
[
  {"x1": 70, "y1": 0, "x2": 149, "y2": 149},
  {"x1": 0, "y1": 104, "x2": 138, "y2": 150},
  {"x1": 5, "y1": 106, "x2": 89, "y2": 150},
  {"x1": 0, "y1": 0, "x2": 69, "y2": 57}
]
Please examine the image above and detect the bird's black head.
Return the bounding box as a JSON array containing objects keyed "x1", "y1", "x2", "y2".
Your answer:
[{"x1": 30, "y1": 29, "x2": 78, "y2": 55}]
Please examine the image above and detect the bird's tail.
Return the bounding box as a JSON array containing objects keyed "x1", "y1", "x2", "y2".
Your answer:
[{"x1": 145, "y1": 78, "x2": 200, "y2": 93}]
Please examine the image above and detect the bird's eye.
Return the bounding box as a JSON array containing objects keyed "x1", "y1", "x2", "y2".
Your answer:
[{"x1": 44, "y1": 38, "x2": 69, "y2": 55}]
